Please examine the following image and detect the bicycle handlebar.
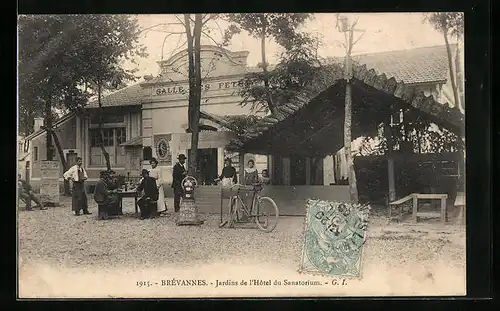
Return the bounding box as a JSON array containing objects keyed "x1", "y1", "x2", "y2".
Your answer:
[{"x1": 229, "y1": 182, "x2": 263, "y2": 189}]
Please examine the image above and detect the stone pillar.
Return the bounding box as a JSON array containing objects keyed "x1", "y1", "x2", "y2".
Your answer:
[
  {"x1": 238, "y1": 152, "x2": 245, "y2": 184},
  {"x1": 40, "y1": 160, "x2": 60, "y2": 206}
]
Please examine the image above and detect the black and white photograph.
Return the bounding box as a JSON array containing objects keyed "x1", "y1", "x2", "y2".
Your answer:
[{"x1": 17, "y1": 12, "x2": 466, "y2": 298}]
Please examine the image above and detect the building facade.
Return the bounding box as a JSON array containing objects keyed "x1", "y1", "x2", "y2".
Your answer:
[
  {"x1": 22, "y1": 44, "x2": 463, "y2": 191},
  {"x1": 24, "y1": 45, "x2": 268, "y2": 189}
]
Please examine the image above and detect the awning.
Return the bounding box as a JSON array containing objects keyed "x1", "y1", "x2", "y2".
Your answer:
[
  {"x1": 226, "y1": 63, "x2": 464, "y2": 157},
  {"x1": 121, "y1": 136, "x2": 142, "y2": 146}
]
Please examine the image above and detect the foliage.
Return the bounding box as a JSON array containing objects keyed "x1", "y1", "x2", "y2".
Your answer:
[
  {"x1": 73, "y1": 15, "x2": 147, "y2": 94},
  {"x1": 223, "y1": 115, "x2": 262, "y2": 137},
  {"x1": 355, "y1": 108, "x2": 464, "y2": 156},
  {"x1": 238, "y1": 58, "x2": 343, "y2": 114},
  {"x1": 221, "y1": 14, "x2": 321, "y2": 115},
  {"x1": 18, "y1": 15, "x2": 89, "y2": 135},
  {"x1": 222, "y1": 13, "x2": 312, "y2": 50},
  {"x1": 423, "y1": 12, "x2": 464, "y2": 38},
  {"x1": 18, "y1": 14, "x2": 147, "y2": 133}
]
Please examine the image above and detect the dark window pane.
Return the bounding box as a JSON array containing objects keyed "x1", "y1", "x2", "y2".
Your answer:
[
  {"x1": 116, "y1": 128, "x2": 126, "y2": 145},
  {"x1": 90, "y1": 114, "x2": 125, "y2": 124}
]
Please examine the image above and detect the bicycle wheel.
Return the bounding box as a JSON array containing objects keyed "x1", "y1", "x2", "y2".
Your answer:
[{"x1": 254, "y1": 196, "x2": 279, "y2": 232}]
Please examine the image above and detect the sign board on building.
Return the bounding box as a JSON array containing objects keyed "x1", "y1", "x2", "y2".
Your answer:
[
  {"x1": 39, "y1": 161, "x2": 60, "y2": 204},
  {"x1": 153, "y1": 80, "x2": 254, "y2": 96}
]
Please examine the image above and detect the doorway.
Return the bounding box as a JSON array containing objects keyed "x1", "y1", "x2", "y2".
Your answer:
[
  {"x1": 188, "y1": 148, "x2": 218, "y2": 185},
  {"x1": 290, "y1": 154, "x2": 307, "y2": 185},
  {"x1": 66, "y1": 151, "x2": 78, "y2": 167}
]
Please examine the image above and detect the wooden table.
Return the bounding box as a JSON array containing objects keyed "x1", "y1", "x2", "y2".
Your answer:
[
  {"x1": 117, "y1": 191, "x2": 139, "y2": 216},
  {"x1": 389, "y1": 193, "x2": 448, "y2": 224}
]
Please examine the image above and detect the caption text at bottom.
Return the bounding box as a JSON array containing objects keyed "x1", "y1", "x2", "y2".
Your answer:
[{"x1": 136, "y1": 278, "x2": 348, "y2": 288}]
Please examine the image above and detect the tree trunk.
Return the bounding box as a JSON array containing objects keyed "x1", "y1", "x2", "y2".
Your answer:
[
  {"x1": 260, "y1": 15, "x2": 277, "y2": 116},
  {"x1": 45, "y1": 98, "x2": 54, "y2": 160},
  {"x1": 49, "y1": 128, "x2": 71, "y2": 195},
  {"x1": 344, "y1": 83, "x2": 359, "y2": 203},
  {"x1": 443, "y1": 30, "x2": 461, "y2": 113},
  {"x1": 344, "y1": 29, "x2": 359, "y2": 203},
  {"x1": 385, "y1": 120, "x2": 396, "y2": 202},
  {"x1": 185, "y1": 14, "x2": 195, "y2": 133},
  {"x1": 184, "y1": 14, "x2": 203, "y2": 177},
  {"x1": 97, "y1": 82, "x2": 111, "y2": 171},
  {"x1": 190, "y1": 14, "x2": 203, "y2": 178}
]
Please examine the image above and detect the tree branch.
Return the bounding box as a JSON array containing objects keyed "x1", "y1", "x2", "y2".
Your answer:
[
  {"x1": 352, "y1": 30, "x2": 366, "y2": 47},
  {"x1": 161, "y1": 33, "x2": 186, "y2": 62},
  {"x1": 174, "y1": 14, "x2": 186, "y2": 26},
  {"x1": 200, "y1": 29, "x2": 243, "y2": 66},
  {"x1": 201, "y1": 14, "x2": 214, "y2": 27},
  {"x1": 139, "y1": 23, "x2": 184, "y2": 35}
]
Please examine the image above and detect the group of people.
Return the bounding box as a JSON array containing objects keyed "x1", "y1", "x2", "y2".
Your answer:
[
  {"x1": 22, "y1": 153, "x2": 270, "y2": 219},
  {"x1": 215, "y1": 158, "x2": 271, "y2": 187}
]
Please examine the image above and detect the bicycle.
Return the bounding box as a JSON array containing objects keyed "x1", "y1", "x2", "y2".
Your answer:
[{"x1": 219, "y1": 182, "x2": 279, "y2": 232}]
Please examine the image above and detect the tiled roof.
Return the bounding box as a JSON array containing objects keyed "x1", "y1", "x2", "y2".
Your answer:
[
  {"x1": 324, "y1": 44, "x2": 456, "y2": 85},
  {"x1": 226, "y1": 57, "x2": 464, "y2": 153},
  {"x1": 85, "y1": 45, "x2": 454, "y2": 110},
  {"x1": 86, "y1": 83, "x2": 143, "y2": 108}
]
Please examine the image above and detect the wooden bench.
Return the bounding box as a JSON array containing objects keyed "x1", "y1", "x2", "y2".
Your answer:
[{"x1": 389, "y1": 193, "x2": 448, "y2": 224}]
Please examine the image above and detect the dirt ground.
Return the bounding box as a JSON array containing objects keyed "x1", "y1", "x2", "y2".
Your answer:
[{"x1": 17, "y1": 196, "x2": 466, "y2": 298}]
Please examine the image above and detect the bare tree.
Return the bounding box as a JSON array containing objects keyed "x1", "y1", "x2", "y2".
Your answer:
[{"x1": 336, "y1": 14, "x2": 366, "y2": 203}]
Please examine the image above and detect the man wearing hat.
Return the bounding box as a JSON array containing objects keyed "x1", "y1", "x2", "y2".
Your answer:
[
  {"x1": 136, "y1": 169, "x2": 159, "y2": 220},
  {"x1": 172, "y1": 154, "x2": 187, "y2": 213}
]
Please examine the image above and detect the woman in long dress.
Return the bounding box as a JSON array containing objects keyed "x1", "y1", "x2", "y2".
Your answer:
[
  {"x1": 243, "y1": 159, "x2": 260, "y2": 216},
  {"x1": 148, "y1": 158, "x2": 168, "y2": 216}
]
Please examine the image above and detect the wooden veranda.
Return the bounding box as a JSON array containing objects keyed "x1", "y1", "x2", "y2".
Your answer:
[{"x1": 226, "y1": 63, "x2": 464, "y2": 219}]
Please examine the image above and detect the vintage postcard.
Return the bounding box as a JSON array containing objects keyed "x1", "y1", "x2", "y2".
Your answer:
[{"x1": 17, "y1": 12, "x2": 466, "y2": 298}]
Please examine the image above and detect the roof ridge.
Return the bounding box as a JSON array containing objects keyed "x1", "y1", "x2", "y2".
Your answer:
[
  {"x1": 98, "y1": 82, "x2": 142, "y2": 97},
  {"x1": 351, "y1": 44, "x2": 456, "y2": 58},
  {"x1": 87, "y1": 82, "x2": 142, "y2": 106}
]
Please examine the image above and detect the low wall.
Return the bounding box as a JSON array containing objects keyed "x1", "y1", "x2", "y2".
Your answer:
[
  {"x1": 190, "y1": 185, "x2": 351, "y2": 216},
  {"x1": 28, "y1": 182, "x2": 351, "y2": 216}
]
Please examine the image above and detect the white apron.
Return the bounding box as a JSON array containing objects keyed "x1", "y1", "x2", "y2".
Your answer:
[
  {"x1": 148, "y1": 167, "x2": 167, "y2": 213},
  {"x1": 221, "y1": 177, "x2": 234, "y2": 188}
]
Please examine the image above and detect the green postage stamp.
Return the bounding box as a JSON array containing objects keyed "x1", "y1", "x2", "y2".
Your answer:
[{"x1": 299, "y1": 199, "x2": 371, "y2": 277}]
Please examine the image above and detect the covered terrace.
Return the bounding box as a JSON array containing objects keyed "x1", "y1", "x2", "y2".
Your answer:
[{"x1": 225, "y1": 64, "x2": 464, "y2": 216}]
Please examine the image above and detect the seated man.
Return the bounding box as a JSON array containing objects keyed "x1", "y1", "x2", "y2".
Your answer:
[
  {"x1": 136, "y1": 169, "x2": 159, "y2": 220},
  {"x1": 18, "y1": 174, "x2": 46, "y2": 211},
  {"x1": 94, "y1": 171, "x2": 120, "y2": 220},
  {"x1": 105, "y1": 170, "x2": 123, "y2": 216}
]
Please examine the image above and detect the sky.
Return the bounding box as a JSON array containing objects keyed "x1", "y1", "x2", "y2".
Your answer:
[{"x1": 126, "y1": 13, "x2": 449, "y2": 79}]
